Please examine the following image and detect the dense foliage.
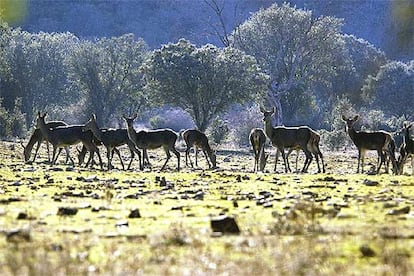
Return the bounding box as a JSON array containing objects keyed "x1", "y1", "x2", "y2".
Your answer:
[
  {"x1": 0, "y1": 2, "x2": 412, "y2": 141},
  {"x1": 142, "y1": 39, "x2": 268, "y2": 131}
]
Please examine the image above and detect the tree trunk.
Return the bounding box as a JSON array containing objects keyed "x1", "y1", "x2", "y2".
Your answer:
[{"x1": 267, "y1": 81, "x2": 283, "y2": 127}]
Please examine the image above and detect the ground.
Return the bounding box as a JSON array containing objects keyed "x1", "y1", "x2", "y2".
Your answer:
[{"x1": 0, "y1": 140, "x2": 413, "y2": 275}]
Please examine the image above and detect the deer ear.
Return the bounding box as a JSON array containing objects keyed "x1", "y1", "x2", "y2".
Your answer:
[
  {"x1": 341, "y1": 115, "x2": 347, "y2": 121},
  {"x1": 91, "y1": 113, "x2": 96, "y2": 120},
  {"x1": 353, "y1": 115, "x2": 359, "y2": 122},
  {"x1": 260, "y1": 106, "x2": 266, "y2": 113},
  {"x1": 132, "y1": 113, "x2": 138, "y2": 120}
]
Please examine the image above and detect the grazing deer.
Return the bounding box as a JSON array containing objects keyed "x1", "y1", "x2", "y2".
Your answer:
[
  {"x1": 82, "y1": 114, "x2": 141, "y2": 170},
  {"x1": 260, "y1": 107, "x2": 323, "y2": 173},
  {"x1": 123, "y1": 114, "x2": 180, "y2": 171},
  {"x1": 36, "y1": 112, "x2": 103, "y2": 169},
  {"x1": 396, "y1": 123, "x2": 413, "y2": 175},
  {"x1": 249, "y1": 128, "x2": 267, "y2": 172},
  {"x1": 21, "y1": 120, "x2": 68, "y2": 163},
  {"x1": 182, "y1": 129, "x2": 217, "y2": 169},
  {"x1": 342, "y1": 115, "x2": 396, "y2": 174}
]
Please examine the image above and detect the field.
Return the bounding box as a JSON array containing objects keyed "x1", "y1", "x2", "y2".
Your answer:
[{"x1": 0, "y1": 140, "x2": 413, "y2": 275}]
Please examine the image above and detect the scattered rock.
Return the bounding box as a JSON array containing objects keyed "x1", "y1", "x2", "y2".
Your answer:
[
  {"x1": 363, "y1": 179, "x2": 379, "y2": 186},
  {"x1": 128, "y1": 209, "x2": 141, "y2": 218},
  {"x1": 6, "y1": 229, "x2": 31, "y2": 243},
  {"x1": 17, "y1": 212, "x2": 28, "y2": 219},
  {"x1": 359, "y1": 244, "x2": 376, "y2": 257},
  {"x1": 210, "y1": 215, "x2": 240, "y2": 234},
  {"x1": 387, "y1": 206, "x2": 410, "y2": 216},
  {"x1": 57, "y1": 207, "x2": 78, "y2": 216},
  {"x1": 116, "y1": 220, "x2": 129, "y2": 227}
]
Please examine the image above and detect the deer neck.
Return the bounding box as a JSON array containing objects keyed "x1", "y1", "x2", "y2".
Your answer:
[
  {"x1": 26, "y1": 129, "x2": 42, "y2": 154},
  {"x1": 89, "y1": 124, "x2": 103, "y2": 141},
  {"x1": 264, "y1": 118, "x2": 274, "y2": 139},
  {"x1": 346, "y1": 124, "x2": 358, "y2": 142},
  {"x1": 38, "y1": 120, "x2": 52, "y2": 142}
]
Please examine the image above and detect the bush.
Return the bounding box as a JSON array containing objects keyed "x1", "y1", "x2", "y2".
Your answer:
[
  {"x1": 226, "y1": 103, "x2": 264, "y2": 147},
  {"x1": 149, "y1": 107, "x2": 194, "y2": 132},
  {"x1": 206, "y1": 117, "x2": 229, "y2": 145},
  {"x1": 0, "y1": 97, "x2": 26, "y2": 138}
]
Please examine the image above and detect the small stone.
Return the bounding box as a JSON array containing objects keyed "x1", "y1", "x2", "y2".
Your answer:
[
  {"x1": 57, "y1": 207, "x2": 78, "y2": 216},
  {"x1": 210, "y1": 215, "x2": 240, "y2": 234},
  {"x1": 128, "y1": 209, "x2": 141, "y2": 218},
  {"x1": 359, "y1": 244, "x2": 376, "y2": 257}
]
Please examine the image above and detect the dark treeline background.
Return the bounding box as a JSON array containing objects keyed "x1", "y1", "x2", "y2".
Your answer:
[{"x1": 0, "y1": 0, "x2": 413, "y2": 149}]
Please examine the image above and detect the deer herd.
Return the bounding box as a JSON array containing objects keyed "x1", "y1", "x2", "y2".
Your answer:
[{"x1": 19, "y1": 110, "x2": 413, "y2": 176}]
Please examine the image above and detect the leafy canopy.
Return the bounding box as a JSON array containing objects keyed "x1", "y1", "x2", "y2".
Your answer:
[{"x1": 143, "y1": 39, "x2": 268, "y2": 131}]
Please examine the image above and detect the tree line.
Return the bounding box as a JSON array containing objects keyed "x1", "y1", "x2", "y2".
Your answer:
[{"x1": 0, "y1": 3, "x2": 412, "y2": 147}]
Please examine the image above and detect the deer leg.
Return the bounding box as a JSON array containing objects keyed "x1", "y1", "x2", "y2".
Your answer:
[
  {"x1": 172, "y1": 147, "x2": 180, "y2": 171},
  {"x1": 186, "y1": 147, "x2": 194, "y2": 168},
  {"x1": 114, "y1": 148, "x2": 125, "y2": 170},
  {"x1": 64, "y1": 147, "x2": 74, "y2": 167},
  {"x1": 160, "y1": 147, "x2": 171, "y2": 171},
  {"x1": 376, "y1": 150, "x2": 384, "y2": 174},
  {"x1": 46, "y1": 141, "x2": 51, "y2": 162},
  {"x1": 52, "y1": 147, "x2": 62, "y2": 165},
  {"x1": 274, "y1": 149, "x2": 279, "y2": 172},
  {"x1": 301, "y1": 150, "x2": 312, "y2": 173},
  {"x1": 202, "y1": 150, "x2": 211, "y2": 168},
  {"x1": 280, "y1": 148, "x2": 289, "y2": 173},
  {"x1": 32, "y1": 141, "x2": 42, "y2": 162},
  {"x1": 357, "y1": 149, "x2": 362, "y2": 173},
  {"x1": 106, "y1": 147, "x2": 112, "y2": 170},
  {"x1": 195, "y1": 147, "x2": 199, "y2": 167}
]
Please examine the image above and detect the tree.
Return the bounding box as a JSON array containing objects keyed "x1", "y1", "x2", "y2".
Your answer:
[
  {"x1": 67, "y1": 34, "x2": 148, "y2": 126},
  {"x1": 332, "y1": 35, "x2": 387, "y2": 106},
  {"x1": 361, "y1": 60, "x2": 414, "y2": 118},
  {"x1": 142, "y1": 39, "x2": 268, "y2": 131},
  {"x1": 231, "y1": 3, "x2": 346, "y2": 125},
  {"x1": 1, "y1": 29, "x2": 78, "y2": 125}
]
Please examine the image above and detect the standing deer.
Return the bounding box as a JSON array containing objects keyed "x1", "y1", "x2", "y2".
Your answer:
[
  {"x1": 182, "y1": 129, "x2": 217, "y2": 169},
  {"x1": 21, "y1": 120, "x2": 68, "y2": 163},
  {"x1": 260, "y1": 107, "x2": 323, "y2": 173},
  {"x1": 36, "y1": 112, "x2": 103, "y2": 169},
  {"x1": 82, "y1": 114, "x2": 141, "y2": 170},
  {"x1": 249, "y1": 128, "x2": 267, "y2": 172},
  {"x1": 123, "y1": 114, "x2": 180, "y2": 171},
  {"x1": 397, "y1": 122, "x2": 413, "y2": 175},
  {"x1": 342, "y1": 115, "x2": 396, "y2": 174}
]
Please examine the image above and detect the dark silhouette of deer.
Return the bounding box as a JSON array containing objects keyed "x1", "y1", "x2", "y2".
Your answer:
[
  {"x1": 21, "y1": 120, "x2": 68, "y2": 163},
  {"x1": 123, "y1": 114, "x2": 180, "y2": 171},
  {"x1": 397, "y1": 122, "x2": 413, "y2": 175},
  {"x1": 260, "y1": 107, "x2": 324, "y2": 173},
  {"x1": 82, "y1": 114, "x2": 141, "y2": 170},
  {"x1": 249, "y1": 128, "x2": 268, "y2": 172},
  {"x1": 182, "y1": 129, "x2": 216, "y2": 169},
  {"x1": 36, "y1": 112, "x2": 103, "y2": 169},
  {"x1": 342, "y1": 115, "x2": 396, "y2": 174}
]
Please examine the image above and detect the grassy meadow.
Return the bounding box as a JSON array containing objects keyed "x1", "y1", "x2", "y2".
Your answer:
[{"x1": 0, "y1": 140, "x2": 413, "y2": 275}]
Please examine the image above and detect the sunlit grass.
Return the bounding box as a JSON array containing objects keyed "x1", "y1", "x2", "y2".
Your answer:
[{"x1": 0, "y1": 141, "x2": 413, "y2": 275}]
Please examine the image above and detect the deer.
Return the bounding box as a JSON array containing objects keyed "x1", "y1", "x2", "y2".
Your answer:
[
  {"x1": 21, "y1": 120, "x2": 68, "y2": 163},
  {"x1": 123, "y1": 114, "x2": 180, "y2": 171},
  {"x1": 182, "y1": 129, "x2": 217, "y2": 169},
  {"x1": 342, "y1": 115, "x2": 396, "y2": 174},
  {"x1": 260, "y1": 107, "x2": 324, "y2": 173},
  {"x1": 36, "y1": 112, "x2": 103, "y2": 169},
  {"x1": 82, "y1": 114, "x2": 142, "y2": 170},
  {"x1": 396, "y1": 122, "x2": 413, "y2": 175},
  {"x1": 249, "y1": 128, "x2": 268, "y2": 172}
]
